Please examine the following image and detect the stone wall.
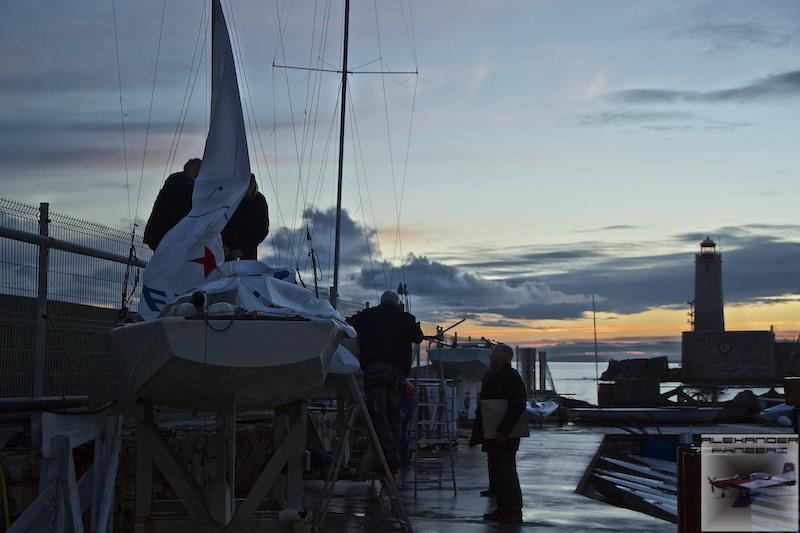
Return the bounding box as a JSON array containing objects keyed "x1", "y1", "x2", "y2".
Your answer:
[{"x1": 681, "y1": 330, "x2": 776, "y2": 384}]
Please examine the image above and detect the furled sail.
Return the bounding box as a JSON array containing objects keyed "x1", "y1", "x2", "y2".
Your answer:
[{"x1": 139, "y1": 0, "x2": 250, "y2": 319}]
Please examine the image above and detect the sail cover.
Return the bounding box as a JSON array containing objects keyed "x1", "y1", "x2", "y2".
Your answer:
[{"x1": 139, "y1": 0, "x2": 250, "y2": 319}]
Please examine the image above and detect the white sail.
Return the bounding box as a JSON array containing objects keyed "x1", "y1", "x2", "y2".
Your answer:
[{"x1": 139, "y1": 0, "x2": 250, "y2": 319}]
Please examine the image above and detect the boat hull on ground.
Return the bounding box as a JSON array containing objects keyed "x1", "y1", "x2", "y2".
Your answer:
[
  {"x1": 527, "y1": 399, "x2": 559, "y2": 424},
  {"x1": 569, "y1": 406, "x2": 722, "y2": 425},
  {"x1": 111, "y1": 316, "x2": 343, "y2": 410},
  {"x1": 427, "y1": 347, "x2": 492, "y2": 382}
]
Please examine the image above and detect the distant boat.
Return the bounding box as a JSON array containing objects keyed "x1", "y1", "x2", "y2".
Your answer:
[
  {"x1": 526, "y1": 399, "x2": 558, "y2": 424},
  {"x1": 569, "y1": 406, "x2": 722, "y2": 425},
  {"x1": 427, "y1": 343, "x2": 493, "y2": 382}
]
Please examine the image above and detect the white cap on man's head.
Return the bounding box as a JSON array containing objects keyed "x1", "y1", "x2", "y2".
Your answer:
[{"x1": 380, "y1": 290, "x2": 400, "y2": 306}]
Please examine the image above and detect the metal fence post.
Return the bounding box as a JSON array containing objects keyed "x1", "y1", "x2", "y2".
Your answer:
[{"x1": 33, "y1": 202, "x2": 49, "y2": 397}]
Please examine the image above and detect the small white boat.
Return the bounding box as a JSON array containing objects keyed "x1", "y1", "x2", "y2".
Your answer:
[
  {"x1": 526, "y1": 399, "x2": 558, "y2": 424},
  {"x1": 569, "y1": 406, "x2": 722, "y2": 424},
  {"x1": 111, "y1": 315, "x2": 344, "y2": 410}
]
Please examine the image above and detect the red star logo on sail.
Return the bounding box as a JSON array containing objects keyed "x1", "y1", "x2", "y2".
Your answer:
[{"x1": 189, "y1": 246, "x2": 217, "y2": 278}]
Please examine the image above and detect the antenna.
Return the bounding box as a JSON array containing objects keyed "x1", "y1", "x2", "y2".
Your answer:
[{"x1": 593, "y1": 295, "x2": 600, "y2": 403}]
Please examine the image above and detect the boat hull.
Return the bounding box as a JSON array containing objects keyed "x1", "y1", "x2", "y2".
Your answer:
[
  {"x1": 111, "y1": 316, "x2": 343, "y2": 410},
  {"x1": 427, "y1": 347, "x2": 492, "y2": 382}
]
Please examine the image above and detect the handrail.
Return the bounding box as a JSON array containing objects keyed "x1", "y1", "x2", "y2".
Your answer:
[{"x1": 0, "y1": 226, "x2": 147, "y2": 268}]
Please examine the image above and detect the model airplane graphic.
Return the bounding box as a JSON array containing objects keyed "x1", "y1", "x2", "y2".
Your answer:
[{"x1": 708, "y1": 463, "x2": 796, "y2": 507}]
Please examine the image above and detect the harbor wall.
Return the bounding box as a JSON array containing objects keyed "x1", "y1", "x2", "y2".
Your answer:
[{"x1": 681, "y1": 330, "x2": 776, "y2": 383}]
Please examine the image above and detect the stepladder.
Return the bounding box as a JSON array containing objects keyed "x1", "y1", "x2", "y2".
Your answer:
[{"x1": 316, "y1": 372, "x2": 413, "y2": 531}]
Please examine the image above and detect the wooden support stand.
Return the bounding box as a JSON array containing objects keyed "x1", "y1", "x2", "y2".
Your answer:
[
  {"x1": 9, "y1": 413, "x2": 122, "y2": 533},
  {"x1": 134, "y1": 400, "x2": 311, "y2": 532}
]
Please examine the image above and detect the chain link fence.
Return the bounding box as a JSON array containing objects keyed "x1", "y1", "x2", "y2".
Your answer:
[{"x1": 0, "y1": 198, "x2": 151, "y2": 403}]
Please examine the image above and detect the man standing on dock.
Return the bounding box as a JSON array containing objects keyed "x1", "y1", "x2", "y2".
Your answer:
[
  {"x1": 347, "y1": 290, "x2": 424, "y2": 473},
  {"x1": 470, "y1": 343, "x2": 526, "y2": 524}
]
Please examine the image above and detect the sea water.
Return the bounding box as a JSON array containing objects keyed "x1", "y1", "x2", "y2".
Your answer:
[{"x1": 543, "y1": 361, "x2": 777, "y2": 404}]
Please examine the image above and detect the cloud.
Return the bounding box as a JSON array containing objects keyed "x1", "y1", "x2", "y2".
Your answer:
[
  {"x1": 607, "y1": 70, "x2": 800, "y2": 104},
  {"x1": 673, "y1": 22, "x2": 795, "y2": 50},
  {"x1": 580, "y1": 109, "x2": 750, "y2": 131},
  {"x1": 272, "y1": 217, "x2": 799, "y2": 326},
  {"x1": 574, "y1": 224, "x2": 639, "y2": 233},
  {"x1": 487, "y1": 227, "x2": 800, "y2": 316},
  {"x1": 358, "y1": 254, "x2": 594, "y2": 323},
  {"x1": 262, "y1": 206, "x2": 385, "y2": 287}
]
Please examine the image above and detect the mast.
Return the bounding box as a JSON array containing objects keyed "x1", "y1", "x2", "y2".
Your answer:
[{"x1": 330, "y1": 0, "x2": 350, "y2": 309}]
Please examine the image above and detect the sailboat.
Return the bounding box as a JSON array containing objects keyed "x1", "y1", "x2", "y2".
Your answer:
[{"x1": 110, "y1": 0, "x2": 354, "y2": 411}]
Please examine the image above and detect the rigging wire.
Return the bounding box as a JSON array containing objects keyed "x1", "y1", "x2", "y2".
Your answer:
[
  {"x1": 297, "y1": 0, "x2": 334, "y2": 250},
  {"x1": 298, "y1": 85, "x2": 342, "y2": 279},
  {"x1": 274, "y1": 0, "x2": 309, "y2": 266},
  {"x1": 225, "y1": 0, "x2": 265, "y2": 200},
  {"x1": 372, "y1": 0, "x2": 419, "y2": 287},
  {"x1": 273, "y1": 0, "x2": 340, "y2": 274},
  {"x1": 227, "y1": 1, "x2": 294, "y2": 268},
  {"x1": 399, "y1": 0, "x2": 419, "y2": 68},
  {"x1": 371, "y1": 0, "x2": 403, "y2": 285},
  {"x1": 346, "y1": 82, "x2": 389, "y2": 292},
  {"x1": 394, "y1": 73, "x2": 419, "y2": 287},
  {"x1": 111, "y1": 0, "x2": 132, "y2": 230},
  {"x1": 133, "y1": 0, "x2": 168, "y2": 224},
  {"x1": 226, "y1": 0, "x2": 285, "y2": 268},
  {"x1": 298, "y1": 0, "x2": 339, "y2": 275},
  {"x1": 161, "y1": 0, "x2": 209, "y2": 181},
  {"x1": 346, "y1": 88, "x2": 380, "y2": 299}
]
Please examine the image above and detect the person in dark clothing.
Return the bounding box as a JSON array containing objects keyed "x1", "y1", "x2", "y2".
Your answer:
[
  {"x1": 469, "y1": 343, "x2": 526, "y2": 525},
  {"x1": 347, "y1": 290, "x2": 424, "y2": 472},
  {"x1": 143, "y1": 158, "x2": 202, "y2": 251},
  {"x1": 221, "y1": 174, "x2": 269, "y2": 260}
]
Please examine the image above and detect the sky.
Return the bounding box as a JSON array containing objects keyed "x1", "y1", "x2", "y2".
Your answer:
[{"x1": 1, "y1": 0, "x2": 798, "y2": 359}]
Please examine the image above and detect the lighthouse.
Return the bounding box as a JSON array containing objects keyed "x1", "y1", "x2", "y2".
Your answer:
[{"x1": 692, "y1": 236, "x2": 724, "y2": 332}]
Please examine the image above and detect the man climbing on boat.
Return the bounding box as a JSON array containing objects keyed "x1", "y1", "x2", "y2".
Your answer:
[
  {"x1": 221, "y1": 173, "x2": 269, "y2": 260},
  {"x1": 143, "y1": 158, "x2": 202, "y2": 250},
  {"x1": 470, "y1": 343, "x2": 526, "y2": 524},
  {"x1": 347, "y1": 290, "x2": 424, "y2": 473}
]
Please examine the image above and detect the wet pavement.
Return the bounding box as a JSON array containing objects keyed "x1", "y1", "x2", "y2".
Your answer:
[{"x1": 308, "y1": 423, "x2": 684, "y2": 532}]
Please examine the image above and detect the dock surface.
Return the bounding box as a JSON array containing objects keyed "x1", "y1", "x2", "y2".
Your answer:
[{"x1": 312, "y1": 423, "x2": 686, "y2": 531}]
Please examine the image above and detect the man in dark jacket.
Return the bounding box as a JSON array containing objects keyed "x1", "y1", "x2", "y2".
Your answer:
[
  {"x1": 143, "y1": 158, "x2": 201, "y2": 251},
  {"x1": 347, "y1": 290, "x2": 424, "y2": 472},
  {"x1": 221, "y1": 174, "x2": 269, "y2": 260},
  {"x1": 470, "y1": 343, "x2": 526, "y2": 524}
]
